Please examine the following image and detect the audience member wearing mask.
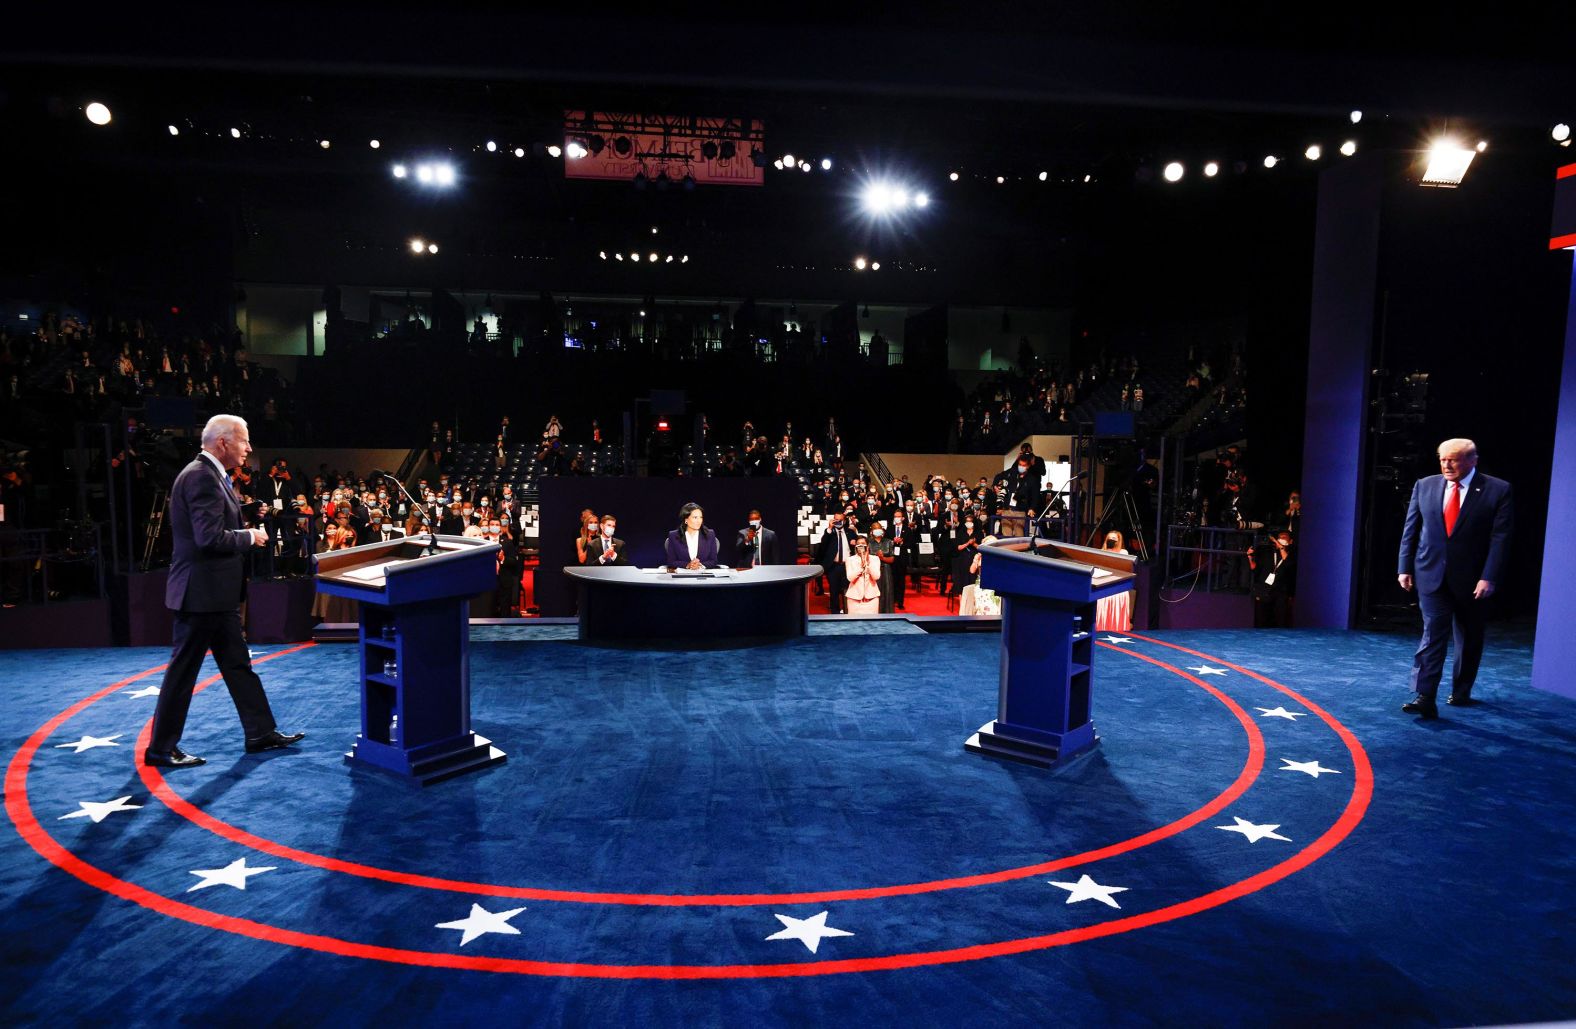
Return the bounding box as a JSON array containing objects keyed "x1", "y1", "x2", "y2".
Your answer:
[{"x1": 844, "y1": 536, "x2": 881, "y2": 615}]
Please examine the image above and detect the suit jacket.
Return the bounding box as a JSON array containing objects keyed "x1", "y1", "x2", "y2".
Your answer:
[
  {"x1": 664, "y1": 527, "x2": 720, "y2": 568},
  {"x1": 584, "y1": 535, "x2": 630, "y2": 566},
  {"x1": 735, "y1": 526, "x2": 780, "y2": 566},
  {"x1": 817, "y1": 523, "x2": 853, "y2": 573},
  {"x1": 164, "y1": 454, "x2": 255, "y2": 612},
  {"x1": 1398, "y1": 472, "x2": 1513, "y2": 595}
]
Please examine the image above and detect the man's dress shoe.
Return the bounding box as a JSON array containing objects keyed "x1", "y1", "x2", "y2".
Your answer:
[
  {"x1": 145, "y1": 747, "x2": 206, "y2": 769},
  {"x1": 1446, "y1": 695, "x2": 1480, "y2": 707},
  {"x1": 1401, "y1": 695, "x2": 1440, "y2": 719},
  {"x1": 244, "y1": 730, "x2": 306, "y2": 754}
]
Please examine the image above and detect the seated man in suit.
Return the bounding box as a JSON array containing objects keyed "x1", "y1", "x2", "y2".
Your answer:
[
  {"x1": 664, "y1": 502, "x2": 720, "y2": 569},
  {"x1": 585, "y1": 512, "x2": 630, "y2": 566},
  {"x1": 1398, "y1": 437, "x2": 1513, "y2": 718},
  {"x1": 736, "y1": 508, "x2": 780, "y2": 566}
]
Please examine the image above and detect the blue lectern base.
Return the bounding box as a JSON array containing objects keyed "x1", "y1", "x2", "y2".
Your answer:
[
  {"x1": 345, "y1": 733, "x2": 507, "y2": 786},
  {"x1": 964, "y1": 720, "x2": 1099, "y2": 769}
]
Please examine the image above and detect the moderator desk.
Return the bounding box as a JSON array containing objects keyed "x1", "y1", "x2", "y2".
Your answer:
[{"x1": 564, "y1": 565, "x2": 823, "y2": 642}]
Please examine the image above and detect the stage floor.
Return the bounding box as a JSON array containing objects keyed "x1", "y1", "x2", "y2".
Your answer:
[{"x1": 3, "y1": 625, "x2": 1573, "y2": 1026}]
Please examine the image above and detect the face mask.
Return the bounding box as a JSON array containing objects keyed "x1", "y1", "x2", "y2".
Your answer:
[
  {"x1": 872, "y1": 530, "x2": 883, "y2": 539},
  {"x1": 965, "y1": 522, "x2": 975, "y2": 530},
  {"x1": 603, "y1": 525, "x2": 615, "y2": 537},
  {"x1": 481, "y1": 498, "x2": 489, "y2": 506},
  {"x1": 750, "y1": 519, "x2": 761, "y2": 527}
]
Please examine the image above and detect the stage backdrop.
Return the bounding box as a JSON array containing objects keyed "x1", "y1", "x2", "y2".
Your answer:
[{"x1": 536, "y1": 477, "x2": 802, "y2": 616}]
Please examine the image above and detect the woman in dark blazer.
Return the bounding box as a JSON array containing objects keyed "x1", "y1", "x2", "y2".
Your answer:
[{"x1": 664, "y1": 502, "x2": 721, "y2": 569}]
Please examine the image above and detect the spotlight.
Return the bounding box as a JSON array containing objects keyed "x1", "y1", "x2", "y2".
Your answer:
[
  {"x1": 1340, "y1": 140, "x2": 1358, "y2": 157},
  {"x1": 639, "y1": 310, "x2": 646, "y2": 318},
  {"x1": 1203, "y1": 161, "x2": 1220, "y2": 177},
  {"x1": 433, "y1": 163, "x2": 456, "y2": 186},
  {"x1": 410, "y1": 238, "x2": 426, "y2": 254},
  {"x1": 681, "y1": 255, "x2": 689, "y2": 263},
  {"x1": 913, "y1": 192, "x2": 929, "y2": 208},
  {"x1": 427, "y1": 243, "x2": 439, "y2": 254},
  {"x1": 773, "y1": 159, "x2": 784, "y2": 170},
  {"x1": 486, "y1": 140, "x2": 497, "y2": 152},
  {"x1": 1421, "y1": 138, "x2": 1475, "y2": 188},
  {"x1": 319, "y1": 139, "x2": 331, "y2": 150},
  {"x1": 167, "y1": 125, "x2": 180, "y2": 136},
  {"x1": 1084, "y1": 174, "x2": 1092, "y2": 183},
  {"x1": 949, "y1": 171, "x2": 959, "y2": 181},
  {"x1": 648, "y1": 253, "x2": 658, "y2": 263},
  {"x1": 599, "y1": 251, "x2": 607, "y2": 260},
  {"x1": 1554, "y1": 124, "x2": 1572, "y2": 142},
  {"x1": 871, "y1": 261, "x2": 881, "y2": 271},
  {"x1": 861, "y1": 183, "x2": 894, "y2": 214},
  {"x1": 615, "y1": 253, "x2": 624, "y2": 261},
  {"x1": 651, "y1": 226, "x2": 659, "y2": 235},
  {"x1": 854, "y1": 256, "x2": 867, "y2": 270},
  {"x1": 1163, "y1": 162, "x2": 1184, "y2": 182},
  {"x1": 892, "y1": 189, "x2": 909, "y2": 208},
  {"x1": 995, "y1": 175, "x2": 1005, "y2": 184},
  {"x1": 416, "y1": 164, "x2": 434, "y2": 183},
  {"x1": 1304, "y1": 145, "x2": 1322, "y2": 160},
  {"x1": 1350, "y1": 110, "x2": 1363, "y2": 124},
  {"x1": 547, "y1": 144, "x2": 563, "y2": 158},
  {"x1": 630, "y1": 252, "x2": 640, "y2": 261},
  {"x1": 84, "y1": 102, "x2": 111, "y2": 126},
  {"x1": 230, "y1": 127, "x2": 242, "y2": 139},
  {"x1": 514, "y1": 147, "x2": 525, "y2": 158},
  {"x1": 821, "y1": 157, "x2": 832, "y2": 170},
  {"x1": 566, "y1": 141, "x2": 588, "y2": 159},
  {"x1": 369, "y1": 139, "x2": 380, "y2": 149},
  {"x1": 1038, "y1": 171, "x2": 1048, "y2": 181},
  {"x1": 1263, "y1": 155, "x2": 1279, "y2": 168},
  {"x1": 665, "y1": 255, "x2": 674, "y2": 263},
  {"x1": 782, "y1": 153, "x2": 795, "y2": 167},
  {"x1": 392, "y1": 163, "x2": 408, "y2": 179},
  {"x1": 1475, "y1": 140, "x2": 1488, "y2": 152},
  {"x1": 801, "y1": 162, "x2": 811, "y2": 173}
]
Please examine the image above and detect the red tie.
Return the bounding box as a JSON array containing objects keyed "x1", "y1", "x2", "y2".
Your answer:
[{"x1": 1443, "y1": 481, "x2": 1460, "y2": 537}]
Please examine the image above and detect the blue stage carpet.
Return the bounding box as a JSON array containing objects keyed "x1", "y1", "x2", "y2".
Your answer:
[{"x1": 2, "y1": 627, "x2": 1573, "y2": 1026}]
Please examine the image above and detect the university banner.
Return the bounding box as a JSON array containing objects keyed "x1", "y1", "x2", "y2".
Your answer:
[{"x1": 562, "y1": 111, "x2": 765, "y2": 187}]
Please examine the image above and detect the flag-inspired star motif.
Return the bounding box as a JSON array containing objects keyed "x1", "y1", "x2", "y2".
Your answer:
[
  {"x1": 1048, "y1": 873, "x2": 1130, "y2": 909},
  {"x1": 55, "y1": 734, "x2": 123, "y2": 754},
  {"x1": 1256, "y1": 706, "x2": 1306, "y2": 721},
  {"x1": 1187, "y1": 664, "x2": 1228, "y2": 676},
  {"x1": 1216, "y1": 816, "x2": 1291, "y2": 843},
  {"x1": 124, "y1": 685, "x2": 161, "y2": 699},
  {"x1": 58, "y1": 796, "x2": 142, "y2": 823},
  {"x1": 1280, "y1": 758, "x2": 1340, "y2": 778},
  {"x1": 765, "y1": 911, "x2": 855, "y2": 954},
  {"x1": 436, "y1": 903, "x2": 528, "y2": 946},
  {"x1": 188, "y1": 857, "x2": 278, "y2": 892},
  {"x1": 1098, "y1": 636, "x2": 1134, "y2": 644}
]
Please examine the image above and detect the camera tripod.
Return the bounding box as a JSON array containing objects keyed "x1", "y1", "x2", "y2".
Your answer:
[{"x1": 1086, "y1": 487, "x2": 1149, "y2": 562}]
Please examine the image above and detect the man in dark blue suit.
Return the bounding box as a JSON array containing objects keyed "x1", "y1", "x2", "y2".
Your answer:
[
  {"x1": 1398, "y1": 438, "x2": 1513, "y2": 719},
  {"x1": 145, "y1": 415, "x2": 304, "y2": 768}
]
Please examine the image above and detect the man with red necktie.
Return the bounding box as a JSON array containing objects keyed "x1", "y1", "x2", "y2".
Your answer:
[{"x1": 1397, "y1": 438, "x2": 1514, "y2": 719}]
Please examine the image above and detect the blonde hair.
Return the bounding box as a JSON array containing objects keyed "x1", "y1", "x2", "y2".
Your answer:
[{"x1": 1438, "y1": 438, "x2": 1478, "y2": 460}]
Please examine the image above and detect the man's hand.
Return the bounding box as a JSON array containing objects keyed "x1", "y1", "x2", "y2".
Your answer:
[
  {"x1": 251, "y1": 528, "x2": 269, "y2": 547},
  {"x1": 1397, "y1": 573, "x2": 1414, "y2": 592},
  {"x1": 1473, "y1": 579, "x2": 1496, "y2": 600}
]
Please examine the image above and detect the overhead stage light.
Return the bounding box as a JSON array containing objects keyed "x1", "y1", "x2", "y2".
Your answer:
[
  {"x1": 230, "y1": 127, "x2": 242, "y2": 139},
  {"x1": 1421, "y1": 139, "x2": 1475, "y2": 188},
  {"x1": 949, "y1": 171, "x2": 959, "y2": 181},
  {"x1": 427, "y1": 243, "x2": 439, "y2": 254},
  {"x1": 369, "y1": 139, "x2": 380, "y2": 149},
  {"x1": 599, "y1": 251, "x2": 607, "y2": 260},
  {"x1": 615, "y1": 252, "x2": 624, "y2": 261},
  {"x1": 84, "y1": 102, "x2": 111, "y2": 126},
  {"x1": 547, "y1": 144, "x2": 563, "y2": 158},
  {"x1": 913, "y1": 192, "x2": 929, "y2": 208},
  {"x1": 1203, "y1": 161, "x2": 1220, "y2": 178},
  {"x1": 486, "y1": 140, "x2": 497, "y2": 152},
  {"x1": 853, "y1": 257, "x2": 867, "y2": 270},
  {"x1": 681, "y1": 255, "x2": 689, "y2": 263},
  {"x1": 1163, "y1": 162, "x2": 1184, "y2": 182},
  {"x1": 630, "y1": 252, "x2": 640, "y2": 261},
  {"x1": 167, "y1": 125, "x2": 180, "y2": 137},
  {"x1": 773, "y1": 159, "x2": 784, "y2": 170},
  {"x1": 1350, "y1": 111, "x2": 1363, "y2": 124},
  {"x1": 392, "y1": 163, "x2": 408, "y2": 179},
  {"x1": 410, "y1": 238, "x2": 427, "y2": 254},
  {"x1": 514, "y1": 147, "x2": 525, "y2": 158},
  {"x1": 1263, "y1": 155, "x2": 1279, "y2": 169},
  {"x1": 1554, "y1": 124, "x2": 1572, "y2": 142},
  {"x1": 821, "y1": 158, "x2": 832, "y2": 170},
  {"x1": 870, "y1": 261, "x2": 881, "y2": 271},
  {"x1": 433, "y1": 163, "x2": 456, "y2": 186},
  {"x1": 648, "y1": 252, "x2": 658, "y2": 263},
  {"x1": 782, "y1": 153, "x2": 795, "y2": 167},
  {"x1": 801, "y1": 162, "x2": 811, "y2": 173},
  {"x1": 1304, "y1": 145, "x2": 1322, "y2": 160},
  {"x1": 320, "y1": 139, "x2": 331, "y2": 150},
  {"x1": 995, "y1": 175, "x2": 1005, "y2": 184},
  {"x1": 1475, "y1": 140, "x2": 1488, "y2": 152},
  {"x1": 1340, "y1": 140, "x2": 1358, "y2": 156},
  {"x1": 565, "y1": 141, "x2": 587, "y2": 159},
  {"x1": 1038, "y1": 171, "x2": 1048, "y2": 181}
]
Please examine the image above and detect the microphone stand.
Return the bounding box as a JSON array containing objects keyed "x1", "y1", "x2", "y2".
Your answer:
[{"x1": 374, "y1": 469, "x2": 440, "y2": 556}]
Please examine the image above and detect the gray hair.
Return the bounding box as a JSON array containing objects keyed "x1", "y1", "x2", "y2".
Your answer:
[
  {"x1": 201, "y1": 414, "x2": 248, "y2": 447},
  {"x1": 1437, "y1": 438, "x2": 1478, "y2": 460}
]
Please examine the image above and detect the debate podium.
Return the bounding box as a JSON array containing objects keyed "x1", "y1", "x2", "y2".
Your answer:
[
  {"x1": 315, "y1": 534, "x2": 505, "y2": 785},
  {"x1": 964, "y1": 537, "x2": 1137, "y2": 769}
]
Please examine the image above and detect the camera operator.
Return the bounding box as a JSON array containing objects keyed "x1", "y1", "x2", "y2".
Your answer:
[{"x1": 1248, "y1": 529, "x2": 1297, "y2": 627}]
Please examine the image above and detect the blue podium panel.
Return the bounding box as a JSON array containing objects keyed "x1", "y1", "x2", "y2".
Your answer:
[
  {"x1": 967, "y1": 538, "x2": 1135, "y2": 769},
  {"x1": 315, "y1": 535, "x2": 505, "y2": 786}
]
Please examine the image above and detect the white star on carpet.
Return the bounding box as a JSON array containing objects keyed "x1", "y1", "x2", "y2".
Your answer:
[
  {"x1": 436, "y1": 903, "x2": 528, "y2": 946},
  {"x1": 55, "y1": 734, "x2": 123, "y2": 753},
  {"x1": 1256, "y1": 706, "x2": 1306, "y2": 721},
  {"x1": 1216, "y1": 816, "x2": 1291, "y2": 843},
  {"x1": 124, "y1": 685, "x2": 161, "y2": 699},
  {"x1": 58, "y1": 796, "x2": 142, "y2": 823},
  {"x1": 1048, "y1": 873, "x2": 1130, "y2": 909},
  {"x1": 1280, "y1": 758, "x2": 1340, "y2": 778},
  {"x1": 1098, "y1": 636, "x2": 1133, "y2": 644},
  {"x1": 1187, "y1": 664, "x2": 1228, "y2": 676},
  {"x1": 765, "y1": 911, "x2": 855, "y2": 954},
  {"x1": 188, "y1": 857, "x2": 277, "y2": 892}
]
